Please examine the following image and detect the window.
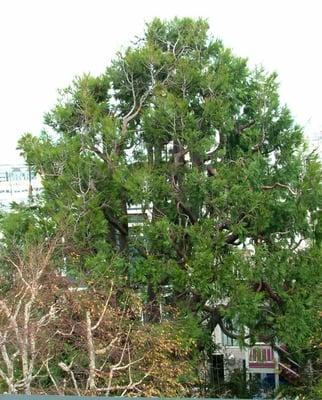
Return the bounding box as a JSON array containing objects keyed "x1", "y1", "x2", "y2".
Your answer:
[
  {"x1": 222, "y1": 332, "x2": 238, "y2": 346},
  {"x1": 212, "y1": 354, "x2": 224, "y2": 384}
]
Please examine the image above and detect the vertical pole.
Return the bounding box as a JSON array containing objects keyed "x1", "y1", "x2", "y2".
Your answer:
[
  {"x1": 28, "y1": 164, "x2": 32, "y2": 201},
  {"x1": 9, "y1": 168, "x2": 12, "y2": 195},
  {"x1": 274, "y1": 350, "x2": 279, "y2": 390},
  {"x1": 275, "y1": 371, "x2": 279, "y2": 390},
  {"x1": 245, "y1": 346, "x2": 250, "y2": 389}
]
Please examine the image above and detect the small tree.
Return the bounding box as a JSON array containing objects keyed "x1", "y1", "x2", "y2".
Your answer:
[{"x1": 0, "y1": 236, "x2": 63, "y2": 394}]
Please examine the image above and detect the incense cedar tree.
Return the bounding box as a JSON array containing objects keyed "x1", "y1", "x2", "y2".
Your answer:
[{"x1": 18, "y1": 18, "x2": 322, "y2": 364}]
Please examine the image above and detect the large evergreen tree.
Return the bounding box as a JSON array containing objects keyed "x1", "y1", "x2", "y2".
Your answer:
[{"x1": 18, "y1": 18, "x2": 321, "y2": 364}]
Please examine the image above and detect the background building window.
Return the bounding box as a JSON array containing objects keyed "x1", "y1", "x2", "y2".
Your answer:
[{"x1": 222, "y1": 332, "x2": 238, "y2": 346}]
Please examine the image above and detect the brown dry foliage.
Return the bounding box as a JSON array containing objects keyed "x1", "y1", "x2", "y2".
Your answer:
[{"x1": 0, "y1": 238, "x2": 199, "y2": 396}]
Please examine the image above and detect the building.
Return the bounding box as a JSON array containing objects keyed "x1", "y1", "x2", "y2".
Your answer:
[
  {"x1": 212, "y1": 325, "x2": 300, "y2": 394},
  {"x1": 309, "y1": 131, "x2": 322, "y2": 159},
  {"x1": 0, "y1": 165, "x2": 41, "y2": 210}
]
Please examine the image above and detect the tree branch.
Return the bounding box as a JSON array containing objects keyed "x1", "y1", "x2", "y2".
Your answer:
[
  {"x1": 101, "y1": 205, "x2": 128, "y2": 236},
  {"x1": 262, "y1": 182, "x2": 297, "y2": 196},
  {"x1": 260, "y1": 281, "x2": 284, "y2": 306}
]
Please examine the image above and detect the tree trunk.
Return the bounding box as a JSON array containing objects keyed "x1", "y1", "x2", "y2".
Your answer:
[{"x1": 145, "y1": 284, "x2": 161, "y2": 323}]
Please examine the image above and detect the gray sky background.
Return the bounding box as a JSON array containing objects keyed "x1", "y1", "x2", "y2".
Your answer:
[{"x1": 0, "y1": 0, "x2": 321, "y2": 164}]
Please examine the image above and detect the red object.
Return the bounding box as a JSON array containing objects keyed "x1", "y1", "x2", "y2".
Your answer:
[{"x1": 249, "y1": 346, "x2": 275, "y2": 369}]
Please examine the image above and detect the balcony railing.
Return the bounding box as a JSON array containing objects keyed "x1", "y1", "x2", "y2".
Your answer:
[{"x1": 248, "y1": 344, "x2": 275, "y2": 369}]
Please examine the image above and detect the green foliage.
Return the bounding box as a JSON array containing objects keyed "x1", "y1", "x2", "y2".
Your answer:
[{"x1": 1, "y1": 17, "x2": 320, "y2": 396}]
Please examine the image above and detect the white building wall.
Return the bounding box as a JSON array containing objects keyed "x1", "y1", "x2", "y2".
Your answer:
[
  {"x1": 309, "y1": 131, "x2": 322, "y2": 159},
  {"x1": 0, "y1": 165, "x2": 42, "y2": 209},
  {"x1": 213, "y1": 324, "x2": 245, "y2": 377}
]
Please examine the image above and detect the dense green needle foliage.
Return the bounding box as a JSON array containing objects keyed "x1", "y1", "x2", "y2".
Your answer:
[{"x1": 2, "y1": 17, "x2": 321, "y2": 395}]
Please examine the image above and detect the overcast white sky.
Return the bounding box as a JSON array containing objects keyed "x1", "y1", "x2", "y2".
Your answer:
[{"x1": 0, "y1": 0, "x2": 321, "y2": 164}]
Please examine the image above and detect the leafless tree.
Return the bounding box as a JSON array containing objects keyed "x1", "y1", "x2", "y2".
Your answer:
[
  {"x1": 0, "y1": 236, "x2": 150, "y2": 395},
  {"x1": 0, "y1": 237, "x2": 62, "y2": 394}
]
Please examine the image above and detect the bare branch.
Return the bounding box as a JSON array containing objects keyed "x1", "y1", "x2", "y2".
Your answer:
[
  {"x1": 91, "y1": 284, "x2": 113, "y2": 331},
  {"x1": 95, "y1": 336, "x2": 118, "y2": 356},
  {"x1": 45, "y1": 359, "x2": 63, "y2": 395},
  {"x1": 86, "y1": 311, "x2": 97, "y2": 392},
  {"x1": 59, "y1": 361, "x2": 81, "y2": 396}
]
